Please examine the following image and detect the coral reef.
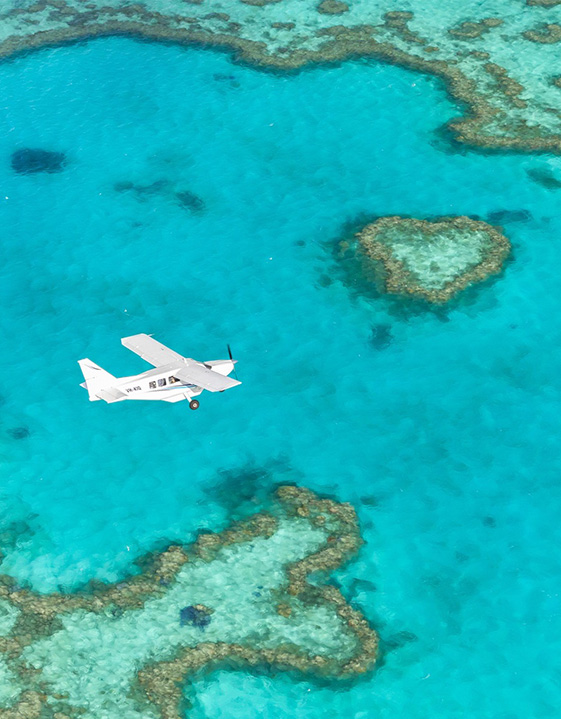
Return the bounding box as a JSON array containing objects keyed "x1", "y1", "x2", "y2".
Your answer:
[
  {"x1": 448, "y1": 18, "x2": 502, "y2": 40},
  {"x1": 523, "y1": 23, "x2": 561, "y2": 43},
  {"x1": 350, "y1": 216, "x2": 510, "y2": 304},
  {"x1": 317, "y1": 1, "x2": 349, "y2": 15},
  {"x1": 1, "y1": 1, "x2": 561, "y2": 151},
  {"x1": 0, "y1": 486, "x2": 377, "y2": 719}
]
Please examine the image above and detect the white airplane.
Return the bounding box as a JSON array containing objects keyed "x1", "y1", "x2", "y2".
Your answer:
[{"x1": 78, "y1": 334, "x2": 240, "y2": 409}]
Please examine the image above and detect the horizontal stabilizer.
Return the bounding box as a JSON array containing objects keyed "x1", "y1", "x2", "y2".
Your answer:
[
  {"x1": 78, "y1": 359, "x2": 118, "y2": 402},
  {"x1": 97, "y1": 387, "x2": 128, "y2": 403}
]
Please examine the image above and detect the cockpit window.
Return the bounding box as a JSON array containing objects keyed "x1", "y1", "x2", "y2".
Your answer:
[
  {"x1": 169, "y1": 376, "x2": 179, "y2": 384},
  {"x1": 158, "y1": 378, "x2": 166, "y2": 387}
]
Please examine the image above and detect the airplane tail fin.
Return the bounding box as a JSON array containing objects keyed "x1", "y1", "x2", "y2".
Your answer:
[{"x1": 78, "y1": 359, "x2": 117, "y2": 402}]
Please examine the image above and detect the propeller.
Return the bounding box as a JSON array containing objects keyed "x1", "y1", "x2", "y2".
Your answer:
[{"x1": 227, "y1": 344, "x2": 239, "y2": 381}]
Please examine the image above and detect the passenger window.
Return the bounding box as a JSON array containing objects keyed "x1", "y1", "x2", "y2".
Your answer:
[
  {"x1": 149, "y1": 381, "x2": 156, "y2": 389},
  {"x1": 158, "y1": 378, "x2": 166, "y2": 387}
]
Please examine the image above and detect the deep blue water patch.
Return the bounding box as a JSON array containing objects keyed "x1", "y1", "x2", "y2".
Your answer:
[{"x1": 0, "y1": 36, "x2": 560, "y2": 719}]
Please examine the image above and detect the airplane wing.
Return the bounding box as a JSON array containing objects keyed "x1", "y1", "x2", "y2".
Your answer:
[
  {"x1": 173, "y1": 364, "x2": 241, "y2": 392},
  {"x1": 121, "y1": 333, "x2": 241, "y2": 392},
  {"x1": 121, "y1": 334, "x2": 184, "y2": 367}
]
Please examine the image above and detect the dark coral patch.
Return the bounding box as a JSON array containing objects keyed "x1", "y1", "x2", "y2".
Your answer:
[
  {"x1": 526, "y1": 167, "x2": 561, "y2": 189},
  {"x1": 369, "y1": 324, "x2": 393, "y2": 350},
  {"x1": 179, "y1": 604, "x2": 213, "y2": 628},
  {"x1": 8, "y1": 427, "x2": 30, "y2": 440},
  {"x1": 488, "y1": 209, "x2": 532, "y2": 223},
  {"x1": 114, "y1": 181, "x2": 135, "y2": 192},
  {"x1": 11, "y1": 148, "x2": 65, "y2": 174},
  {"x1": 175, "y1": 190, "x2": 205, "y2": 212},
  {"x1": 114, "y1": 180, "x2": 205, "y2": 212}
]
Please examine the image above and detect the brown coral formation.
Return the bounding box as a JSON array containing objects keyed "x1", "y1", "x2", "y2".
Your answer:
[
  {"x1": 0, "y1": 2, "x2": 559, "y2": 153},
  {"x1": 134, "y1": 487, "x2": 377, "y2": 719},
  {"x1": 0, "y1": 486, "x2": 378, "y2": 719},
  {"x1": 353, "y1": 216, "x2": 511, "y2": 304},
  {"x1": 381, "y1": 10, "x2": 427, "y2": 44},
  {"x1": 276, "y1": 602, "x2": 292, "y2": 617},
  {"x1": 240, "y1": 0, "x2": 282, "y2": 5},
  {"x1": 523, "y1": 23, "x2": 561, "y2": 43},
  {"x1": 317, "y1": 0, "x2": 349, "y2": 15},
  {"x1": 0, "y1": 511, "x2": 277, "y2": 628},
  {"x1": 448, "y1": 18, "x2": 503, "y2": 40},
  {"x1": 484, "y1": 63, "x2": 527, "y2": 109}
]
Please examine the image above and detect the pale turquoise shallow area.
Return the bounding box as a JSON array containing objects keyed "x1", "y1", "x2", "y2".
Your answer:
[{"x1": 0, "y1": 37, "x2": 560, "y2": 717}]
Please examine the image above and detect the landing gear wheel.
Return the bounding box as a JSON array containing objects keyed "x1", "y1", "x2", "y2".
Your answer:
[{"x1": 189, "y1": 399, "x2": 200, "y2": 410}]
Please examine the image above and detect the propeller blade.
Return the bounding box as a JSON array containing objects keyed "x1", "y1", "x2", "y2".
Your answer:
[{"x1": 227, "y1": 344, "x2": 238, "y2": 380}]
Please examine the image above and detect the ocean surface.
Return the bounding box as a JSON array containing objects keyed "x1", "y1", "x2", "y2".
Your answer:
[{"x1": 0, "y1": 36, "x2": 560, "y2": 717}]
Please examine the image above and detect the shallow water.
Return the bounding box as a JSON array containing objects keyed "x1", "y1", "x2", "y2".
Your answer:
[{"x1": 0, "y1": 36, "x2": 560, "y2": 717}]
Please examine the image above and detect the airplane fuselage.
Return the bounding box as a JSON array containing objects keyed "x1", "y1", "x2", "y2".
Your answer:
[
  {"x1": 78, "y1": 334, "x2": 240, "y2": 408},
  {"x1": 112, "y1": 362, "x2": 201, "y2": 403}
]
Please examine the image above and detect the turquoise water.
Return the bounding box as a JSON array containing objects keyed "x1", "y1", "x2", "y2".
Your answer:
[{"x1": 0, "y1": 36, "x2": 560, "y2": 716}]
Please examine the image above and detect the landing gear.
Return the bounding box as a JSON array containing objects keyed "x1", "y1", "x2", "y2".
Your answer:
[{"x1": 189, "y1": 399, "x2": 200, "y2": 410}]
